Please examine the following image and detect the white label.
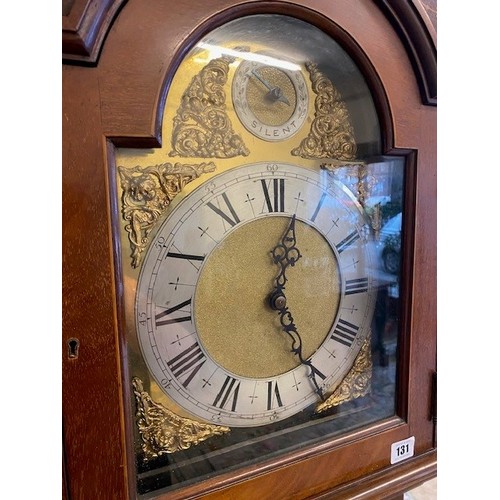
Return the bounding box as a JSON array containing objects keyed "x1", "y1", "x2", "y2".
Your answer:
[{"x1": 390, "y1": 436, "x2": 415, "y2": 464}]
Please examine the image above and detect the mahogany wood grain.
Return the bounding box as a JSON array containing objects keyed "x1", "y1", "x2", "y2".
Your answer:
[
  {"x1": 62, "y1": 65, "x2": 129, "y2": 498},
  {"x1": 62, "y1": 0, "x2": 437, "y2": 498}
]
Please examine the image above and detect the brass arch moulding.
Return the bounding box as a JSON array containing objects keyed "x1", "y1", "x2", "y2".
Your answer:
[{"x1": 118, "y1": 161, "x2": 216, "y2": 268}]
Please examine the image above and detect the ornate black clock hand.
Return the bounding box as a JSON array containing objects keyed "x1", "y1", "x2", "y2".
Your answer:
[
  {"x1": 251, "y1": 69, "x2": 291, "y2": 106},
  {"x1": 273, "y1": 295, "x2": 325, "y2": 401},
  {"x1": 266, "y1": 86, "x2": 290, "y2": 105},
  {"x1": 269, "y1": 215, "x2": 325, "y2": 401},
  {"x1": 269, "y1": 214, "x2": 301, "y2": 298}
]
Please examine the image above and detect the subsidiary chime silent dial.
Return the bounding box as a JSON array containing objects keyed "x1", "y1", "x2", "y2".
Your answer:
[{"x1": 232, "y1": 54, "x2": 309, "y2": 142}]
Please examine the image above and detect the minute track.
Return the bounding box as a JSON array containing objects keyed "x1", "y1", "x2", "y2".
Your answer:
[{"x1": 136, "y1": 162, "x2": 376, "y2": 426}]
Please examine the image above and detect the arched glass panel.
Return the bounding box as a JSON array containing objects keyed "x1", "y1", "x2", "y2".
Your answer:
[{"x1": 116, "y1": 14, "x2": 407, "y2": 497}]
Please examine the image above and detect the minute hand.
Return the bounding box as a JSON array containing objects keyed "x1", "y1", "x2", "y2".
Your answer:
[
  {"x1": 274, "y1": 295, "x2": 325, "y2": 401},
  {"x1": 269, "y1": 215, "x2": 325, "y2": 400}
]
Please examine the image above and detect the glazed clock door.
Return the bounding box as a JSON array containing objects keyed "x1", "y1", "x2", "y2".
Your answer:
[{"x1": 62, "y1": 1, "x2": 436, "y2": 499}]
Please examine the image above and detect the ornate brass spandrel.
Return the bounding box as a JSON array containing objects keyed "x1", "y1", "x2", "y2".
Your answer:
[
  {"x1": 169, "y1": 56, "x2": 249, "y2": 158},
  {"x1": 315, "y1": 335, "x2": 372, "y2": 413},
  {"x1": 118, "y1": 161, "x2": 216, "y2": 268},
  {"x1": 132, "y1": 377, "x2": 230, "y2": 460},
  {"x1": 292, "y1": 62, "x2": 358, "y2": 161}
]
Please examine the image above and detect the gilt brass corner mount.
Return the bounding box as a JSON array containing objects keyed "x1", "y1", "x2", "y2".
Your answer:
[
  {"x1": 132, "y1": 377, "x2": 230, "y2": 460},
  {"x1": 118, "y1": 161, "x2": 216, "y2": 268}
]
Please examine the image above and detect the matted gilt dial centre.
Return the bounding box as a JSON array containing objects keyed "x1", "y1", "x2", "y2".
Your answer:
[{"x1": 193, "y1": 216, "x2": 341, "y2": 379}]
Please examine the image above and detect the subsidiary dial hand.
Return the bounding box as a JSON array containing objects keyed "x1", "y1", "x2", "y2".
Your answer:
[
  {"x1": 251, "y1": 70, "x2": 290, "y2": 106},
  {"x1": 269, "y1": 215, "x2": 325, "y2": 401}
]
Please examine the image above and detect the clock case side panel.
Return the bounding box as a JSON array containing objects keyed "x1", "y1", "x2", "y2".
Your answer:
[
  {"x1": 62, "y1": 0, "x2": 436, "y2": 498},
  {"x1": 62, "y1": 66, "x2": 131, "y2": 498}
]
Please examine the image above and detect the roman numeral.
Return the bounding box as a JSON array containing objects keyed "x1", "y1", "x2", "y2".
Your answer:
[
  {"x1": 310, "y1": 192, "x2": 327, "y2": 222},
  {"x1": 207, "y1": 192, "x2": 241, "y2": 227},
  {"x1": 213, "y1": 376, "x2": 240, "y2": 411},
  {"x1": 166, "y1": 252, "x2": 205, "y2": 262},
  {"x1": 167, "y1": 342, "x2": 206, "y2": 388},
  {"x1": 309, "y1": 363, "x2": 326, "y2": 380},
  {"x1": 261, "y1": 178, "x2": 285, "y2": 212},
  {"x1": 331, "y1": 318, "x2": 359, "y2": 347},
  {"x1": 336, "y1": 230, "x2": 360, "y2": 253},
  {"x1": 267, "y1": 381, "x2": 283, "y2": 410},
  {"x1": 345, "y1": 277, "x2": 369, "y2": 295},
  {"x1": 155, "y1": 298, "x2": 191, "y2": 327}
]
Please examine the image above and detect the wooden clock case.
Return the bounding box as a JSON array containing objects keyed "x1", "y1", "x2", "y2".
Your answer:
[{"x1": 62, "y1": 1, "x2": 437, "y2": 498}]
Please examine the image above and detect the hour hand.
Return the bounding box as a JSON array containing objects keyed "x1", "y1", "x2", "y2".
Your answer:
[{"x1": 270, "y1": 214, "x2": 301, "y2": 290}]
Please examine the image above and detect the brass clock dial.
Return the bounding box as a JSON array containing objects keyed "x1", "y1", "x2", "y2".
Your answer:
[
  {"x1": 135, "y1": 162, "x2": 375, "y2": 427},
  {"x1": 232, "y1": 56, "x2": 309, "y2": 141},
  {"x1": 116, "y1": 12, "x2": 402, "y2": 496}
]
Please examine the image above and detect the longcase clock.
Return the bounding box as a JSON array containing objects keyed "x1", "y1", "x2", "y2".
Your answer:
[{"x1": 62, "y1": 1, "x2": 437, "y2": 498}]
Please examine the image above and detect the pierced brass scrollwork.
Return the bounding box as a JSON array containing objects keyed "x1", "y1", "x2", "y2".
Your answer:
[
  {"x1": 118, "y1": 161, "x2": 216, "y2": 267},
  {"x1": 170, "y1": 56, "x2": 249, "y2": 158},
  {"x1": 315, "y1": 336, "x2": 372, "y2": 413},
  {"x1": 292, "y1": 62, "x2": 358, "y2": 161},
  {"x1": 132, "y1": 377, "x2": 230, "y2": 460}
]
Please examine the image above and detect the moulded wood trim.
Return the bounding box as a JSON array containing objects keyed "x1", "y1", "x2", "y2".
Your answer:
[
  {"x1": 62, "y1": 0, "x2": 127, "y2": 64},
  {"x1": 105, "y1": 140, "x2": 138, "y2": 498},
  {"x1": 311, "y1": 449, "x2": 437, "y2": 499},
  {"x1": 158, "y1": 416, "x2": 406, "y2": 499},
  {"x1": 374, "y1": 0, "x2": 437, "y2": 105},
  {"x1": 412, "y1": 0, "x2": 437, "y2": 45}
]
